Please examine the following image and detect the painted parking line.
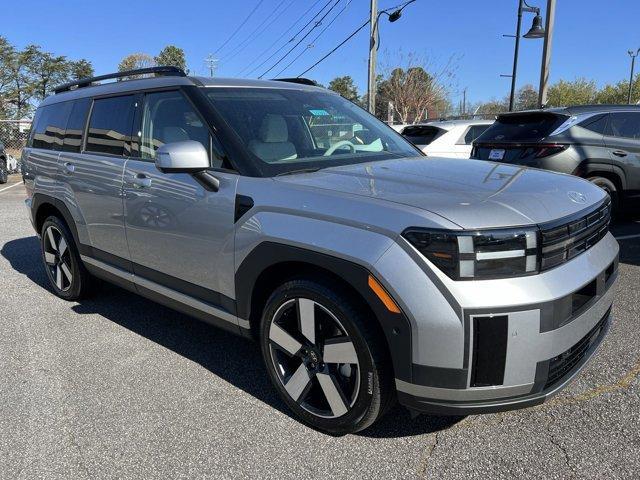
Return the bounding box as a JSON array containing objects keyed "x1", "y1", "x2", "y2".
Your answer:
[
  {"x1": 0, "y1": 182, "x2": 22, "y2": 193},
  {"x1": 615, "y1": 233, "x2": 640, "y2": 241}
]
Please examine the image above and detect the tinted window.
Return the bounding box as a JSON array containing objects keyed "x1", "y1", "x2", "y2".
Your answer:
[
  {"x1": 607, "y1": 112, "x2": 640, "y2": 139},
  {"x1": 579, "y1": 113, "x2": 608, "y2": 135},
  {"x1": 141, "y1": 90, "x2": 215, "y2": 163},
  {"x1": 462, "y1": 124, "x2": 490, "y2": 145},
  {"x1": 402, "y1": 125, "x2": 444, "y2": 145},
  {"x1": 86, "y1": 96, "x2": 135, "y2": 156},
  {"x1": 476, "y1": 113, "x2": 567, "y2": 143},
  {"x1": 63, "y1": 98, "x2": 91, "y2": 153},
  {"x1": 31, "y1": 102, "x2": 72, "y2": 150}
]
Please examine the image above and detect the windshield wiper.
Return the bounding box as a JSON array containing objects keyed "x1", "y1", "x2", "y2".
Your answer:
[{"x1": 276, "y1": 167, "x2": 323, "y2": 177}]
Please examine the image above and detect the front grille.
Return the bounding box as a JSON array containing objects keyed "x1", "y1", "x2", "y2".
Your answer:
[
  {"x1": 545, "y1": 307, "x2": 611, "y2": 389},
  {"x1": 540, "y1": 200, "x2": 611, "y2": 270}
]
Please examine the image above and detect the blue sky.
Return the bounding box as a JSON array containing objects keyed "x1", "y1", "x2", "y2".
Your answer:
[{"x1": 3, "y1": 0, "x2": 640, "y2": 105}]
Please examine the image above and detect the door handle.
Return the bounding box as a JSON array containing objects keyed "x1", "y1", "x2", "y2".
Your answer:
[
  {"x1": 63, "y1": 162, "x2": 75, "y2": 174},
  {"x1": 131, "y1": 173, "x2": 152, "y2": 189},
  {"x1": 612, "y1": 150, "x2": 627, "y2": 157}
]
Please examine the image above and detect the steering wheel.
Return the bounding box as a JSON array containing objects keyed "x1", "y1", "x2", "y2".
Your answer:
[{"x1": 323, "y1": 140, "x2": 356, "y2": 156}]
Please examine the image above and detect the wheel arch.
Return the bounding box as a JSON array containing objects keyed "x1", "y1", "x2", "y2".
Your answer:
[
  {"x1": 576, "y1": 161, "x2": 626, "y2": 191},
  {"x1": 235, "y1": 241, "x2": 413, "y2": 383},
  {"x1": 32, "y1": 193, "x2": 80, "y2": 246}
]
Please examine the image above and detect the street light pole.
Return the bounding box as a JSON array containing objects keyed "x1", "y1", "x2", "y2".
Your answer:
[
  {"x1": 537, "y1": 0, "x2": 556, "y2": 108},
  {"x1": 506, "y1": 0, "x2": 544, "y2": 112},
  {"x1": 508, "y1": 1, "x2": 524, "y2": 112},
  {"x1": 627, "y1": 49, "x2": 640, "y2": 104},
  {"x1": 367, "y1": 0, "x2": 378, "y2": 114}
]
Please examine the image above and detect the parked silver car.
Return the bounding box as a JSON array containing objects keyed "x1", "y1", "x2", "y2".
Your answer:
[{"x1": 22, "y1": 67, "x2": 619, "y2": 434}]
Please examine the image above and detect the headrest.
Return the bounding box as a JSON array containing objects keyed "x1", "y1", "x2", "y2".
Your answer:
[{"x1": 259, "y1": 114, "x2": 288, "y2": 143}]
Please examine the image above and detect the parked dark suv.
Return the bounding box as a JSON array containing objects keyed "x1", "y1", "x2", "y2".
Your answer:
[{"x1": 471, "y1": 105, "x2": 640, "y2": 212}]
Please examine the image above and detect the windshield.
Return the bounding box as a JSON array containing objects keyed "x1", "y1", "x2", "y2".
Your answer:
[{"x1": 203, "y1": 87, "x2": 419, "y2": 175}]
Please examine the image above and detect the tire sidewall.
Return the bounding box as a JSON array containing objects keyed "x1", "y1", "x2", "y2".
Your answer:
[
  {"x1": 588, "y1": 176, "x2": 618, "y2": 210},
  {"x1": 41, "y1": 216, "x2": 84, "y2": 300},
  {"x1": 259, "y1": 280, "x2": 382, "y2": 434},
  {"x1": 0, "y1": 162, "x2": 7, "y2": 184}
]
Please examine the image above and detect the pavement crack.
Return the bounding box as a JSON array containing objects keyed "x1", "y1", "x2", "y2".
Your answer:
[
  {"x1": 548, "y1": 433, "x2": 576, "y2": 477},
  {"x1": 417, "y1": 430, "x2": 441, "y2": 478}
]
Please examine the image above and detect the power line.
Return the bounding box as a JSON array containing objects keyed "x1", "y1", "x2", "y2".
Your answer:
[
  {"x1": 273, "y1": 0, "x2": 352, "y2": 78},
  {"x1": 297, "y1": 19, "x2": 370, "y2": 78},
  {"x1": 220, "y1": 0, "x2": 291, "y2": 61},
  {"x1": 213, "y1": 0, "x2": 264, "y2": 55},
  {"x1": 238, "y1": 0, "x2": 325, "y2": 77},
  {"x1": 259, "y1": 0, "x2": 342, "y2": 79},
  {"x1": 296, "y1": 0, "x2": 416, "y2": 78}
]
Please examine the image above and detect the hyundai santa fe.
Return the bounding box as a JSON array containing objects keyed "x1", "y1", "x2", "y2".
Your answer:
[{"x1": 22, "y1": 67, "x2": 619, "y2": 434}]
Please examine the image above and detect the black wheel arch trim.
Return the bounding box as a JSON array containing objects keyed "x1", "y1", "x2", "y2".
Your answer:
[
  {"x1": 31, "y1": 193, "x2": 81, "y2": 246},
  {"x1": 578, "y1": 161, "x2": 627, "y2": 190},
  {"x1": 235, "y1": 241, "x2": 415, "y2": 383}
]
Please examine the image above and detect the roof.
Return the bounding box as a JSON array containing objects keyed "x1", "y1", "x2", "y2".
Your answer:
[
  {"x1": 411, "y1": 118, "x2": 494, "y2": 128},
  {"x1": 40, "y1": 75, "x2": 327, "y2": 107},
  {"x1": 498, "y1": 104, "x2": 640, "y2": 117}
]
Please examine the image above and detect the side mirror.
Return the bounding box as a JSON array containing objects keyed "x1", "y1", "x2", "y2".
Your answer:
[{"x1": 155, "y1": 140, "x2": 210, "y2": 174}]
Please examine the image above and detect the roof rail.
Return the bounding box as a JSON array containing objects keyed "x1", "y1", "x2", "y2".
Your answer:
[
  {"x1": 53, "y1": 66, "x2": 187, "y2": 94},
  {"x1": 271, "y1": 77, "x2": 318, "y2": 87}
]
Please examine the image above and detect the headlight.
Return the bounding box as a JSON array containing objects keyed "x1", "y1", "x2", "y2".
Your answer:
[{"x1": 402, "y1": 227, "x2": 539, "y2": 280}]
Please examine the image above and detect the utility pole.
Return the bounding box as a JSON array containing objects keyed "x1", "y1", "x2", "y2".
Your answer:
[
  {"x1": 462, "y1": 88, "x2": 467, "y2": 116},
  {"x1": 627, "y1": 49, "x2": 640, "y2": 104},
  {"x1": 367, "y1": 0, "x2": 378, "y2": 114},
  {"x1": 537, "y1": 0, "x2": 556, "y2": 108},
  {"x1": 205, "y1": 54, "x2": 219, "y2": 77}
]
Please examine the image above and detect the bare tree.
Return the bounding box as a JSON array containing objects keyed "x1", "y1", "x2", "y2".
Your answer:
[{"x1": 378, "y1": 50, "x2": 457, "y2": 123}]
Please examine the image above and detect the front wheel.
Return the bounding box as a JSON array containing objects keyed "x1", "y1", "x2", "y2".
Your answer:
[{"x1": 260, "y1": 279, "x2": 394, "y2": 434}]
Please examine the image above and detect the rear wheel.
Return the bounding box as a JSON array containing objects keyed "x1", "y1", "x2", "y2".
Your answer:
[
  {"x1": 41, "y1": 216, "x2": 94, "y2": 300},
  {"x1": 260, "y1": 279, "x2": 394, "y2": 434},
  {"x1": 588, "y1": 176, "x2": 619, "y2": 214}
]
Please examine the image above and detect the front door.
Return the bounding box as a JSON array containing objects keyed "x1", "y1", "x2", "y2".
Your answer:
[{"x1": 122, "y1": 89, "x2": 238, "y2": 314}]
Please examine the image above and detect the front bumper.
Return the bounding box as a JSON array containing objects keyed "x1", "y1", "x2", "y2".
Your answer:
[
  {"x1": 373, "y1": 230, "x2": 619, "y2": 415},
  {"x1": 397, "y1": 305, "x2": 612, "y2": 415}
]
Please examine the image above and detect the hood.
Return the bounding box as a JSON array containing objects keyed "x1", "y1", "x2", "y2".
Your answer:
[{"x1": 275, "y1": 157, "x2": 607, "y2": 229}]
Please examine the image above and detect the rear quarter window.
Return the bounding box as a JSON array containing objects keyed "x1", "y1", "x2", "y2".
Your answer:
[{"x1": 31, "y1": 102, "x2": 72, "y2": 150}]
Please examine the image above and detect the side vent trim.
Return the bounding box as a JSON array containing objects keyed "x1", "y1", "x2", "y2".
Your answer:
[{"x1": 234, "y1": 195, "x2": 254, "y2": 223}]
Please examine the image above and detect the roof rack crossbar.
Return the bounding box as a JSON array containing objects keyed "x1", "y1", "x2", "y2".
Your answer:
[
  {"x1": 53, "y1": 66, "x2": 187, "y2": 94},
  {"x1": 271, "y1": 77, "x2": 318, "y2": 86}
]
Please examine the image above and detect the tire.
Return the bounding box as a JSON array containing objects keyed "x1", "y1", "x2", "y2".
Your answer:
[
  {"x1": 40, "y1": 216, "x2": 95, "y2": 300},
  {"x1": 0, "y1": 160, "x2": 7, "y2": 184},
  {"x1": 588, "y1": 176, "x2": 619, "y2": 214},
  {"x1": 260, "y1": 278, "x2": 394, "y2": 435}
]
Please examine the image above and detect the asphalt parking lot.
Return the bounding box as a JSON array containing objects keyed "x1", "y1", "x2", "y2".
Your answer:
[{"x1": 0, "y1": 173, "x2": 638, "y2": 479}]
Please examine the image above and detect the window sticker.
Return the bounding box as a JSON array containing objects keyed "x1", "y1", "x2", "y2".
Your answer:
[{"x1": 309, "y1": 109, "x2": 330, "y2": 116}]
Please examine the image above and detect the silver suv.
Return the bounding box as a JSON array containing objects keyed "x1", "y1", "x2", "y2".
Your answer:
[{"x1": 22, "y1": 67, "x2": 619, "y2": 434}]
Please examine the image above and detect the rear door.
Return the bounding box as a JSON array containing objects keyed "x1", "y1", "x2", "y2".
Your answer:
[
  {"x1": 603, "y1": 111, "x2": 640, "y2": 195},
  {"x1": 122, "y1": 88, "x2": 238, "y2": 312},
  {"x1": 59, "y1": 94, "x2": 135, "y2": 259}
]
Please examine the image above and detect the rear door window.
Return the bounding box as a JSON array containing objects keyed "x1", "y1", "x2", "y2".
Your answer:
[
  {"x1": 401, "y1": 125, "x2": 444, "y2": 145},
  {"x1": 86, "y1": 95, "x2": 135, "y2": 156},
  {"x1": 606, "y1": 112, "x2": 640, "y2": 139},
  {"x1": 62, "y1": 98, "x2": 91, "y2": 153},
  {"x1": 31, "y1": 102, "x2": 72, "y2": 150},
  {"x1": 476, "y1": 113, "x2": 567, "y2": 143}
]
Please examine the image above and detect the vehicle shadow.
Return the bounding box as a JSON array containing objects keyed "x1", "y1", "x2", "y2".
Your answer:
[{"x1": 1, "y1": 235, "x2": 460, "y2": 438}]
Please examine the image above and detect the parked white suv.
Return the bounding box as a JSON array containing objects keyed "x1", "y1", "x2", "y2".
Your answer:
[{"x1": 402, "y1": 119, "x2": 493, "y2": 158}]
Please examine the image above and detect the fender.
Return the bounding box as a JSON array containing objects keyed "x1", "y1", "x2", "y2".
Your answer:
[
  {"x1": 31, "y1": 193, "x2": 81, "y2": 246},
  {"x1": 577, "y1": 161, "x2": 627, "y2": 190},
  {"x1": 235, "y1": 241, "x2": 413, "y2": 383}
]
